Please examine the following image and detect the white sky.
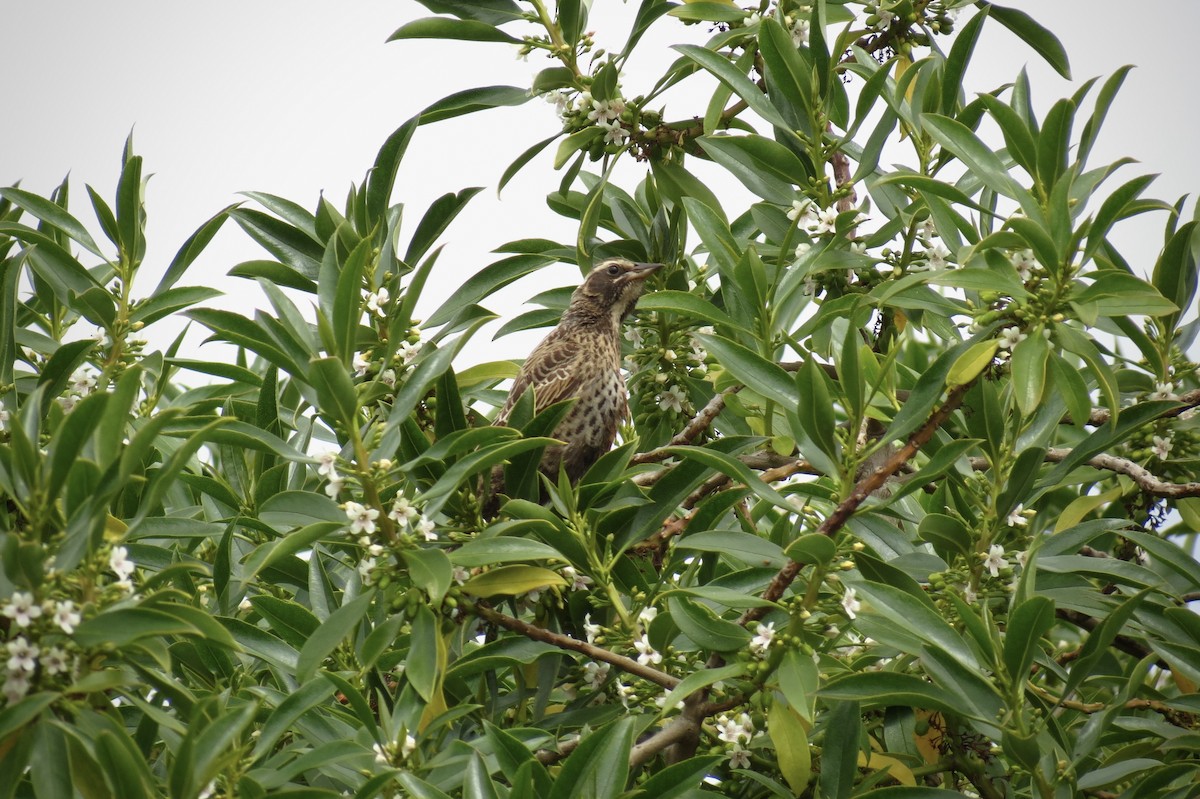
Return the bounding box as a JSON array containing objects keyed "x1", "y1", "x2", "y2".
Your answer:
[{"x1": 4, "y1": 1, "x2": 1197, "y2": 365}]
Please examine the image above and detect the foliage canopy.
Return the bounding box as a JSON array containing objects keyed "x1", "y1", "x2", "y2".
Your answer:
[{"x1": 2, "y1": 1, "x2": 1199, "y2": 798}]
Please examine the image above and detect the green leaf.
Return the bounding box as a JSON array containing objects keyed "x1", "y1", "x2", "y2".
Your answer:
[
  {"x1": 662, "y1": 444, "x2": 794, "y2": 512},
  {"x1": 698, "y1": 134, "x2": 809, "y2": 204},
  {"x1": 460, "y1": 565, "x2": 567, "y2": 598},
  {"x1": 388, "y1": 17, "x2": 522, "y2": 44},
  {"x1": 427, "y1": 254, "x2": 554, "y2": 327},
  {"x1": 366, "y1": 117, "x2": 418, "y2": 221},
  {"x1": 420, "y1": 85, "x2": 532, "y2": 124},
  {"x1": 673, "y1": 44, "x2": 793, "y2": 134},
  {"x1": 74, "y1": 607, "x2": 202, "y2": 648},
  {"x1": 449, "y1": 537, "x2": 566, "y2": 567},
  {"x1": 1010, "y1": 332, "x2": 1049, "y2": 415},
  {"x1": 155, "y1": 205, "x2": 233, "y2": 295},
  {"x1": 295, "y1": 590, "x2": 374, "y2": 681},
  {"x1": 309, "y1": 357, "x2": 359, "y2": 431},
  {"x1": 548, "y1": 717, "x2": 635, "y2": 799},
  {"x1": 769, "y1": 701, "x2": 813, "y2": 794},
  {"x1": 1003, "y1": 595, "x2": 1054, "y2": 681},
  {"x1": 0, "y1": 186, "x2": 104, "y2": 257},
  {"x1": 1072, "y1": 270, "x2": 1178, "y2": 318},
  {"x1": 637, "y1": 289, "x2": 746, "y2": 333},
  {"x1": 941, "y1": 8, "x2": 989, "y2": 114},
  {"x1": 407, "y1": 603, "x2": 442, "y2": 703},
  {"x1": 921, "y1": 114, "x2": 1025, "y2": 204},
  {"x1": 946, "y1": 338, "x2": 998, "y2": 387},
  {"x1": 694, "y1": 333, "x2": 794, "y2": 408},
  {"x1": 982, "y1": 2, "x2": 1071, "y2": 79},
  {"x1": 667, "y1": 595, "x2": 752, "y2": 653},
  {"x1": 676, "y1": 530, "x2": 787, "y2": 569},
  {"x1": 785, "y1": 533, "x2": 837, "y2": 566},
  {"x1": 854, "y1": 582, "x2": 978, "y2": 669},
  {"x1": 401, "y1": 548, "x2": 454, "y2": 604}
]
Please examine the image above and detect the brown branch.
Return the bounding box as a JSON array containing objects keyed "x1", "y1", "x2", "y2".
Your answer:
[
  {"x1": 967, "y1": 447, "x2": 1200, "y2": 499},
  {"x1": 631, "y1": 388, "x2": 739, "y2": 466},
  {"x1": 742, "y1": 381, "x2": 974, "y2": 622},
  {"x1": 1084, "y1": 387, "x2": 1200, "y2": 426},
  {"x1": 472, "y1": 602, "x2": 679, "y2": 689},
  {"x1": 1055, "y1": 607, "x2": 1160, "y2": 664}
]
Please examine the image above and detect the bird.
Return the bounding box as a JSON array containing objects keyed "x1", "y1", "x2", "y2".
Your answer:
[{"x1": 488, "y1": 258, "x2": 662, "y2": 506}]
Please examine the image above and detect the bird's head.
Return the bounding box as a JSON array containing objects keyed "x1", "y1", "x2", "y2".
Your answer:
[{"x1": 569, "y1": 258, "x2": 662, "y2": 325}]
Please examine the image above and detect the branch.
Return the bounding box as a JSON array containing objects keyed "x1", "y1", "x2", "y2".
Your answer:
[
  {"x1": 1055, "y1": 607, "x2": 1160, "y2": 664},
  {"x1": 743, "y1": 381, "x2": 973, "y2": 621},
  {"x1": 631, "y1": 388, "x2": 739, "y2": 466},
  {"x1": 966, "y1": 447, "x2": 1200, "y2": 499},
  {"x1": 472, "y1": 602, "x2": 679, "y2": 689},
  {"x1": 1084, "y1": 387, "x2": 1200, "y2": 426}
]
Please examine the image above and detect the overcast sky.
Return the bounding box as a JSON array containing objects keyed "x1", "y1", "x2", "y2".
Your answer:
[{"x1": 4, "y1": 1, "x2": 1197, "y2": 364}]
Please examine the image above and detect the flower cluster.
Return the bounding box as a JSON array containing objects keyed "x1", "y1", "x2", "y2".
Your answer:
[
  {"x1": 1, "y1": 588, "x2": 90, "y2": 703},
  {"x1": 715, "y1": 711, "x2": 758, "y2": 769},
  {"x1": 627, "y1": 320, "x2": 709, "y2": 432},
  {"x1": 57, "y1": 364, "x2": 99, "y2": 412}
]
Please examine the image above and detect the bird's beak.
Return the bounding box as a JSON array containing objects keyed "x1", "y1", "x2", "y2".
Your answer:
[{"x1": 627, "y1": 262, "x2": 663, "y2": 281}]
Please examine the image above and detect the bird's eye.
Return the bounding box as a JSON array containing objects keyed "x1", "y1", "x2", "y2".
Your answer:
[{"x1": 606, "y1": 264, "x2": 621, "y2": 276}]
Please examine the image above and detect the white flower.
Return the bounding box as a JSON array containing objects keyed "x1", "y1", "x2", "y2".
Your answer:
[
  {"x1": 353, "y1": 351, "x2": 372, "y2": 378},
  {"x1": 561, "y1": 566, "x2": 592, "y2": 591},
  {"x1": 113, "y1": 579, "x2": 134, "y2": 595},
  {"x1": 238, "y1": 597, "x2": 253, "y2": 612},
  {"x1": 793, "y1": 241, "x2": 812, "y2": 260},
  {"x1": 962, "y1": 583, "x2": 978, "y2": 604},
  {"x1": 1152, "y1": 434, "x2": 1174, "y2": 460},
  {"x1": 397, "y1": 340, "x2": 420, "y2": 366},
  {"x1": 633, "y1": 634, "x2": 662, "y2": 666},
  {"x1": 109, "y1": 547, "x2": 136, "y2": 580},
  {"x1": 3, "y1": 671, "x2": 31, "y2": 703},
  {"x1": 582, "y1": 661, "x2": 610, "y2": 690},
  {"x1": 598, "y1": 119, "x2": 629, "y2": 145},
  {"x1": 728, "y1": 743, "x2": 751, "y2": 769},
  {"x1": 41, "y1": 645, "x2": 70, "y2": 676},
  {"x1": 787, "y1": 199, "x2": 815, "y2": 225},
  {"x1": 983, "y1": 544, "x2": 1007, "y2": 578},
  {"x1": 1006, "y1": 504, "x2": 1029, "y2": 527},
  {"x1": 57, "y1": 394, "x2": 81, "y2": 413},
  {"x1": 357, "y1": 557, "x2": 377, "y2": 582},
  {"x1": 1150, "y1": 381, "x2": 1177, "y2": 401},
  {"x1": 920, "y1": 218, "x2": 937, "y2": 243},
  {"x1": 52, "y1": 600, "x2": 81, "y2": 634},
  {"x1": 373, "y1": 742, "x2": 390, "y2": 765},
  {"x1": 452, "y1": 566, "x2": 471, "y2": 585},
  {"x1": 546, "y1": 89, "x2": 573, "y2": 116},
  {"x1": 316, "y1": 450, "x2": 339, "y2": 478},
  {"x1": 344, "y1": 501, "x2": 379, "y2": 536},
  {"x1": 923, "y1": 243, "x2": 951, "y2": 270},
  {"x1": 401, "y1": 733, "x2": 417, "y2": 758},
  {"x1": 323, "y1": 474, "x2": 344, "y2": 499},
  {"x1": 997, "y1": 326, "x2": 1026, "y2": 350},
  {"x1": 812, "y1": 207, "x2": 839, "y2": 235},
  {"x1": 365, "y1": 287, "x2": 390, "y2": 318},
  {"x1": 2, "y1": 592, "x2": 43, "y2": 628},
  {"x1": 789, "y1": 17, "x2": 810, "y2": 45},
  {"x1": 656, "y1": 384, "x2": 687, "y2": 414},
  {"x1": 716, "y1": 713, "x2": 752, "y2": 744},
  {"x1": 415, "y1": 516, "x2": 437, "y2": 542},
  {"x1": 1015, "y1": 550, "x2": 1029, "y2": 568},
  {"x1": 842, "y1": 587, "x2": 861, "y2": 620},
  {"x1": 367, "y1": 543, "x2": 384, "y2": 558},
  {"x1": 380, "y1": 368, "x2": 397, "y2": 389},
  {"x1": 637, "y1": 606, "x2": 659, "y2": 628},
  {"x1": 749, "y1": 622, "x2": 775, "y2": 658},
  {"x1": 583, "y1": 613, "x2": 602, "y2": 644},
  {"x1": 6, "y1": 637, "x2": 39, "y2": 673},
  {"x1": 389, "y1": 494, "x2": 419, "y2": 526},
  {"x1": 0, "y1": 409, "x2": 8, "y2": 430},
  {"x1": 69, "y1": 366, "x2": 98, "y2": 396},
  {"x1": 745, "y1": 11, "x2": 761, "y2": 25},
  {"x1": 1010, "y1": 249, "x2": 1037, "y2": 280}
]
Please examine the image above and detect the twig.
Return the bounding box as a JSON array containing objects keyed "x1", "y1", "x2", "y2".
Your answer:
[
  {"x1": 742, "y1": 381, "x2": 974, "y2": 620},
  {"x1": 967, "y1": 447, "x2": 1200, "y2": 499},
  {"x1": 1084, "y1": 387, "x2": 1200, "y2": 426},
  {"x1": 631, "y1": 388, "x2": 739, "y2": 466},
  {"x1": 472, "y1": 602, "x2": 679, "y2": 689}
]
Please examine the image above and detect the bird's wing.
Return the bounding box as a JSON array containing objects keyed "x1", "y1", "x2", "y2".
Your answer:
[{"x1": 495, "y1": 329, "x2": 585, "y2": 424}]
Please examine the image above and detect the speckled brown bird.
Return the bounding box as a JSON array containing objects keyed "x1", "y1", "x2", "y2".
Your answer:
[{"x1": 491, "y1": 258, "x2": 661, "y2": 499}]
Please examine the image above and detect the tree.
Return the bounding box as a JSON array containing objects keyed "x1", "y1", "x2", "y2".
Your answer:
[{"x1": 2, "y1": 0, "x2": 1198, "y2": 797}]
